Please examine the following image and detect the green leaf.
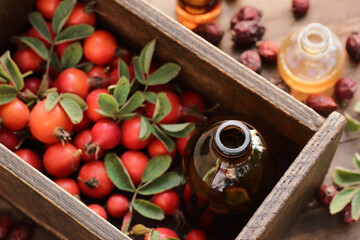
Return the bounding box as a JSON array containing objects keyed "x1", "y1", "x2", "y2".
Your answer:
[
  {"x1": 160, "y1": 122, "x2": 196, "y2": 138},
  {"x1": 345, "y1": 112, "x2": 360, "y2": 133},
  {"x1": 54, "y1": 24, "x2": 94, "y2": 44},
  {"x1": 139, "y1": 116, "x2": 151, "y2": 141},
  {"x1": 354, "y1": 101, "x2": 360, "y2": 113},
  {"x1": 61, "y1": 42, "x2": 83, "y2": 69},
  {"x1": 353, "y1": 152, "x2": 360, "y2": 170},
  {"x1": 352, "y1": 190, "x2": 360, "y2": 221},
  {"x1": 0, "y1": 65, "x2": 9, "y2": 82},
  {"x1": 59, "y1": 97, "x2": 83, "y2": 124},
  {"x1": 139, "y1": 39, "x2": 156, "y2": 74},
  {"x1": 0, "y1": 85, "x2": 17, "y2": 104},
  {"x1": 114, "y1": 76, "x2": 130, "y2": 106},
  {"x1": 76, "y1": 62, "x2": 93, "y2": 73},
  {"x1": 147, "y1": 63, "x2": 181, "y2": 86},
  {"x1": 118, "y1": 58, "x2": 130, "y2": 80},
  {"x1": 153, "y1": 93, "x2": 171, "y2": 123},
  {"x1": 104, "y1": 153, "x2": 135, "y2": 192},
  {"x1": 118, "y1": 91, "x2": 145, "y2": 114},
  {"x1": 145, "y1": 91, "x2": 157, "y2": 104},
  {"x1": 149, "y1": 229, "x2": 160, "y2": 240},
  {"x1": 97, "y1": 93, "x2": 119, "y2": 117},
  {"x1": 0, "y1": 51, "x2": 23, "y2": 91},
  {"x1": 19, "y1": 36, "x2": 48, "y2": 60},
  {"x1": 132, "y1": 56, "x2": 146, "y2": 85},
  {"x1": 52, "y1": 0, "x2": 76, "y2": 34},
  {"x1": 141, "y1": 155, "x2": 172, "y2": 183},
  {"x1": 333, "y1": 167, "x2": 360, "y2": 187},
  {"x1": 49, "y1": 51, "x2": 63, "y2": 73},
  {"x1": 330, "y1": 187, "x2": 358, "y2": 214},
  {"x1": 151, "y1": 124, "x2": 175, "y2": 152},
  {"x1": 28, "y1": 12, "x2": 52, "y2": 43},
  {"x1": 138, "y1": 172, "x2": 182, "y2": 195},
  {"x1": 60, "y1": 93, "x2": 87, "y2": 110},
  {"x1": 133, "y1": 199, "x2": 164, "y2": 220},
  {"x1": 45, "y1": 92, "x2": 60, "y2": 112}
]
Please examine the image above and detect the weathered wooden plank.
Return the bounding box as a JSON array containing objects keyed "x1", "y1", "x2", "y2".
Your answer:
[{"x1": 236, "y1": 112, "x2": 345, "y2": 240}]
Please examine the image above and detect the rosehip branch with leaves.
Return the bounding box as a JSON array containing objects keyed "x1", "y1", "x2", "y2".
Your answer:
[{"x1": 329, "y1": 153, "x2": 360, "y2": 223}]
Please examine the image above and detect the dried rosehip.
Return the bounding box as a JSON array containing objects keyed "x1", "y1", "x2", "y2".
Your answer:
[
  {"x1": 230, "y1": 6, "x2": 261, "y2": 28},
  {"x1": 258, "y1": 41, "x2": 279, "y2": 64},
  {"x1": 268, "y1": 77, "x2": 290, "y2": 93},
  {"x1": 193, "y1": 22, "x2": 223, "y2": 46},
  {"x1": 306, "y1": 94, "x2": 338, "y2": 116},
  {"x1": 292, "y1": 0, "x2": 310, "y2": 17},
  {"x1": 342, "y1": 203, "x2": 357, "y2": 224},
  {"x1": 316, "y1": 184, "x2": 338, "y2": 207},
  {"x1": 346, "y1": 32, "x2": 360, "y2": 62},
  {"x1": 0, "y1": 215, "x2": 13, "y2": 238},
  {"x1": 231, "y1": 20, "x2": 265, "y2": 46},
  {"x1": 238, "y1": 50, "x2": 261, "y2": 72},
  {"x1": 7, "y1": 222, "x2": 32, "y2": 240},
  {"x1": 334, "y1": 77, "x2": 358, "y2": 102}
]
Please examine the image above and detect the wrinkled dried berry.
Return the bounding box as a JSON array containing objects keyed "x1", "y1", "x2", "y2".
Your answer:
[
  {"x1": 258, "y1": 40, "x2": 279, "y2": 64},
  {"x1": 342, "y1": 204, "x2": 357, "y2": 224},
  {"x1": 8, "y1": 222, "x2": 32, "y2": 240},
  {"x1": 0, "y1": 215, "x2": 13, "y2": 238},
  {"x1": 193, "y1": 22, "x2": 223, "y2": 46},
  {"x1": 230, "y1": 6, "x2": 261, "y2": 28},
  {"x1": 334, "y1": 77, "x2": 358, "y2": 102},
  {"x1": 306, "y1": 94, "x2": 338, "y2": 116},
  {"x1": 346, "y1": 32, "x2": 360, "y2": 62},
  {"x1": 316, "y1": 184, "x2": 338, "y2": 207},
  {"x1": 238, "y1": 50, "x2": 261, "y2": 72},
  {"x1": 231, "y1": 20, "x2": 265, "y2": 46},
  {"x1": 292, "y1": 0, "x2": 310, "y2": 17},
  {"x1": 268, "y1": 77, "x2": 290, "y2": 93}
]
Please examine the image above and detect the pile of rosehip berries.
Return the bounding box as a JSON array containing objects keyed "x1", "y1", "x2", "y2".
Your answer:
[{"x1": 0, "y1": 0, "x2": 209, "y2": 239}]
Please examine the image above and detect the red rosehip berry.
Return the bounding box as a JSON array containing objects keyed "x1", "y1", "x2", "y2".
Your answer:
[
  {"x1": 306, "y1": 94, "x2": 337, "y2": 116},
  {"x1": 106, "y1": 194, "x2": 129, "y2": 218},
  {"x1": 230, "y1": 6, "x2": 262, "y2": 28},
  {"x1": 231, "y1": 20, "x2": 265, "y2": 46},
  {"x1": 316, "y1": 184, "x2": 338, "y2": 207},
  {"x1": 88, "y1": 204, "x2": 108, "y2": 220},
  {"x1": 185, "y1": 229, "x2": 207, "y2": 240},
  {"x1": 342, "y1": 203, "x2": 357, "y2": 224},
  {"x1": 334, "y1": 77, "x2": 358, "y2": 102},
  {"x1": 346, "y1": 32, "x2": 360, "y2": 62},
  {"x1": 238, "y1": 50, "x2": 261, "y2": 72},
  {"x1": 151, "y1": 190, "x2": 180, "y2": 215},
  {"x1": 258, "y1": 40, "x2": 280, "y2": 64},
  {"x1": 144, "y1": 228, "x2": 179, "y2": 240},
  {"x1": 292, "y1": 0, "x2": 310, "y2": 17},
  {"x1": 7, "y1": 222, "x2": 32, "y2": 240},
  {"x1": 0, "y1": 215, "x2": 13, "y2": 239},
  {"x1": 193, "y1": 22, "x2": 223, "y2": 46}
]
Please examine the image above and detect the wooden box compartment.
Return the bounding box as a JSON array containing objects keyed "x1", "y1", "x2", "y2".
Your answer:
[{"x1": 0, "y1": 0, "x2": 345, "y2": 239}]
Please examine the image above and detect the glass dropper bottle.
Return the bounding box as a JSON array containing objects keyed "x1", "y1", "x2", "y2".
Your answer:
[{"x1": 278, "y1": 23, "x2": 345, "y2": 95}]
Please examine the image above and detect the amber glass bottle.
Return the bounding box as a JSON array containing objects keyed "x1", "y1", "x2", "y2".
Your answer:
[
  {"x1": 176, "y1": 0, "x2": 222, "y2": 29},
  {"x1": 278, "y1": 23, "x2": 345, "y2": 96},
  {"x1": 183, "y1": 118, "x2": 275, "y2": 214}
]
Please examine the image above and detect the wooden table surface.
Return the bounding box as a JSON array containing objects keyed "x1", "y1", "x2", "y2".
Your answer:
[{"x1": 148, "y1": 0, "x2": 360, "y2": 239}]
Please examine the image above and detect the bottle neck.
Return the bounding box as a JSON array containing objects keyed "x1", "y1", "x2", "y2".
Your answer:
[
  {"x1": 298, "y1": 23, "x2": 332, "y2": 55},
  {"x1": 213, "y1": 120, "x2": 251, "y2": 157}
]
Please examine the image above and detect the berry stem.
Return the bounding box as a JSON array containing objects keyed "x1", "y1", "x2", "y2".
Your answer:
[{"x1": 123, "y1": 187, "x2": 140, "y2": 234}]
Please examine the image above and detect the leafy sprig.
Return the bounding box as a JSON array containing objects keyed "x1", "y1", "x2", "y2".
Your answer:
[
  {"x1": 97, "y1": 40, "x2": 194, "y2": 152},
  {"x1": 24, "y1": 0, "x2": 94, "y2": 95},
  {"x1": 330, "y1": 152, "x2": 360, "y2": 221},
  {"x1": 105, "y1": 153, "x2": 182, "y2": 234}
]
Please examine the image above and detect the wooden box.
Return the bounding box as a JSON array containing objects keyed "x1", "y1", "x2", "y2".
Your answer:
[{"x1": 0, "y1": 0, "x2": 345, "y2": 239}]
